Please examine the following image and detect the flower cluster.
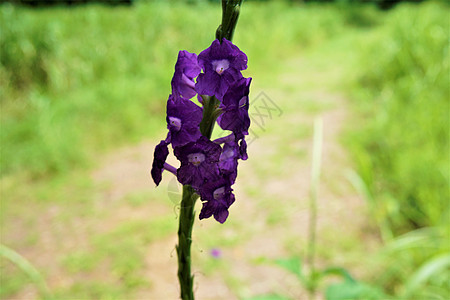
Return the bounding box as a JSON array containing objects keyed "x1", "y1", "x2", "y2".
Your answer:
[{"x1": 151, "y1": 39, "x2": 251, "y2": 223}]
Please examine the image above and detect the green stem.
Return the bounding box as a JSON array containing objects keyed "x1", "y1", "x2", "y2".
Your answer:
[
  {"x1": 177, "y1": 185, "x2": 198, "y2": 300},
  {"x1": 199, "y1": 96, "x2": 221, "y2": 138},
  {"x1": 307, "y1": 117, "x2": 323, "y2": 300},
  {"x1": 216, "y1": 0, "x2": 243, "y2": 42},
  {"x1": 177, "y1": 97, "x2": 221, "y2": 300},
  {"x1": 176, "y1": 2, "x2": 244, "y2": 299}
]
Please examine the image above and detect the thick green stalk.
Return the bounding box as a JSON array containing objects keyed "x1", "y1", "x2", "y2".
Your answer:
[
  {"x1": 176, "y1": 185, "x2": 198, "y2": 300},
  {"x1": 176, "y1": 97, "x2": 221, "y2": 299},
  {"x1": 216, "y1": 0, "x2": 243, "y2": 42},
  {"x1": 176, "y1": 2, "x2": 243, "y2": 299}
]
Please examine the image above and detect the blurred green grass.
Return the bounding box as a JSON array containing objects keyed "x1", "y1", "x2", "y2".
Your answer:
[
  {"x1": 347, "y1": 1, "x2": 449, "y2": 234},
  {"x1": 343, "y1": 2, "x2": 450, "y2": 298},
  {"x1": 1, "y1": 0, "x2": 356, "y2": 178},
  {"x1": 1, "y1": 1, "x2": 449, "y2": 299}
]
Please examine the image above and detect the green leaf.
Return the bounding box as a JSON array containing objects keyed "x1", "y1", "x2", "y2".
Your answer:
[
  {"x1": 323, "y1": 268, "x2": 387, "y2": 300},
  {"x1": 322, "y1": 267, "x2": 356, "y2": 282},
  {"x1": 244, "y1": 294, "x2": 291, "y2": 300},
  {"x1": 274, "y1": 257, "x2": 303, "y2": 280},
  {"x1": 326, "y1": 281, "x2": 362, "y2": 300},
  {"x1": 325, "y1": 280, "x2": 387, "y2": 300}
]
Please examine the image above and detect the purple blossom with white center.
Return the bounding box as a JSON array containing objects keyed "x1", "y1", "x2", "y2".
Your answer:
[
  {"x1": 151, "y1": 140, "x2": 169, "y2": 186},
  {"x1": 217, "y1": 77, "x2": 251, "y2": 136},
  {"x1": 171, "y1": 50, "x2": 201, "y2": 100},
  {"x1": 198, "y1": 177, "x2": 235, "y2": 224},
  {"x1": 166, "y1": 95, "x2": 203, "y2": 148},
  {"x1": 196, "y1": 39, "x2": 248, "y2": 100},
  {"x1": 174, "y1": 136, "x2": 222, "y2": 189}
]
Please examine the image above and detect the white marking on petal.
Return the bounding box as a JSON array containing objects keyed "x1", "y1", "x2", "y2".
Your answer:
[
  {"x1": 213, "y1": 187, "x2": 226, "y2": 200},
  {"x1": 168, "y1": 117, "x2": 182, "y2": 131},
  {"x1": 188, "y1": 153, "x2": 206, "y2": 166},
  {"x1": 212, "y1": 59, "x2": 230, "y2": 75}
]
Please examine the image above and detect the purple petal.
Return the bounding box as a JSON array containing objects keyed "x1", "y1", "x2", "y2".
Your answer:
[
  {"x1": 174, "y1": 137, "x2": 221, "y2": 189},
  {"x1": 195, "y1": 72, "x2": 220, "y2": 97},
  {"x1": 171, "y1": 50, "x2": 201, "y2": 100},
  {"x1": 166, "y1": 96, "x2": 202, "y2": 148},
  {"x1": 239, "y1": 138, "x2": 248, "y2": 161},
  {"x1": 214, "y1": 209, "x2": 229, "y2": 224},
  {"x1": 151, "y1": 140, "x2": 169, "y2": 186}
]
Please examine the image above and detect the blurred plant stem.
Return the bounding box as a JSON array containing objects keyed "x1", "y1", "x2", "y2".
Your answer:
[
  {"x1": 176, "y1": 1, "x2": 243, "y2": 299},
  {"x1": 306, "y1": 117, "x2": 323, "y2": 300},
  {"x1": 0, "y1": 244, "x2": 53, "y2": 300}
]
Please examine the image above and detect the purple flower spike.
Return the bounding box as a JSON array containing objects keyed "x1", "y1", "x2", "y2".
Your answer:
[
  {"x1": 171, "y1": 50, "x2": 201, "y2": 100},
  {"x1": 217, "y1": 77, "x2": 252, "y2": 136},
  {"x1": 196, "y1": 39, "x2": 248, "y2": 99},
  {"x1": 166, "y1": 95, "x2": 203, "y2": 148},
  {"x1": 151, "y1": 140, "x2": 169, "y2": 186},
  {"x1": 199, "y1": 177, "x2": 235, "y2": 223},
  {"x1": 174, "y1": 136, "x2": 222, "y2": 188},
  {"x1": 150, "y1": 40, "x2": 251, "y2": 224}
]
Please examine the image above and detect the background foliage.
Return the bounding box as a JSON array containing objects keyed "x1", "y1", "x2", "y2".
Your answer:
[{"x1": 1, "y1": 0, "x2": 448, "y2": 299}]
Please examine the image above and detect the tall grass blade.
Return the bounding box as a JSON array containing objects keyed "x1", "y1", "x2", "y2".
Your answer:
[
  {"x1": 0, "y1": 244, "x2": 52, "y2": 300},
  {"x1": 403, "y1": 254, "x2": 450, "y2": 298}
]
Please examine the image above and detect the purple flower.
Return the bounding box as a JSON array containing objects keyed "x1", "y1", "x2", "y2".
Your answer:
[
  {"x1": 239, "y1": 138, "x2": 248, "y2": 161},
  {"x1": 198, "y1": 177, "x2": 235, "y2": 223},
  {"x1": 210, "y1": 248, "x2": 222, "y2": 258},
  {"x1": 219, "y1": 141, "x2": 239, "y2": 183},
  {"x1": 151, "y1": 140, "x2": 169, "y2": 186},
  {"x1": 217, "y1": 77, "x2": 251, "y2": 136},
  {"x1": 196, "y1": 39, "x2": 248, "y2": 100},
  {"x1": 174, "y1": 136, "x2": 221, "y2": 188},
  {"x1": 166, "y1": 95, "x2": 203, "y2": 148},
  {"x1": 171, "y1": 50, "x2": 201, "y2": 100}
]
